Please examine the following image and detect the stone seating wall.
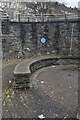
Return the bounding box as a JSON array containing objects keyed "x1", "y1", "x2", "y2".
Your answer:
[{"x1": 13, "y1": 56, "x2": 78, "y2": 89}]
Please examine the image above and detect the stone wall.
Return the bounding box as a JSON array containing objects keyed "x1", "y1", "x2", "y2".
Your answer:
[{"x1": 2, "y1": 21, "x2": 79, "y2": 58}]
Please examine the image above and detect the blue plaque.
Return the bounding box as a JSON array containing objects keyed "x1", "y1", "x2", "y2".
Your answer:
[{"x1": 41, "y1": 37, "x2": 46, "y2": 43}]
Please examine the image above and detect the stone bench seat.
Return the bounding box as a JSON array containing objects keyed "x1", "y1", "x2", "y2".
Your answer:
[
  {"x1": 14, "y1": 55, "x2": 58, "y2": 75},
  {"x1": 13, "y1": 55, "x2": 78, "y2": 89},
  {"x1": 13, "y1": 55, "x2": 59, "y2": 88}
]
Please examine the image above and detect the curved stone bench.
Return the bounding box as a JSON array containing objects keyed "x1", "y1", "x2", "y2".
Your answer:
[
  {"x1": 14, "y1": 55, "x2": 60, "y2": 75},
  {"x1": 13, "y1": 55, "x2": 59, "y2": 88},
  {"x1": 13, "y1": 55, "x2": 78, "y2": 89},
  {"x1": 30, "y1": 58, "x2": 59, "y2": 73}
]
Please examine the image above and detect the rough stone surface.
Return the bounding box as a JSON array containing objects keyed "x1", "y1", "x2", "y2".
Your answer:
[{"x1": 2, "y1": 22, "x2": 79, "y2": 58}]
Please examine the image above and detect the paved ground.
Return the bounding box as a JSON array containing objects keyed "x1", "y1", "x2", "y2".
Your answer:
[
  {"x1": 2, "y1": 59, "x2": 23, "y2": 92},
  {"x1": 2, "y1": 64, "x2": 78, "y2": 118},
  {"x1": 2, "y1": 58, "x2": 23, "y2": 118}
]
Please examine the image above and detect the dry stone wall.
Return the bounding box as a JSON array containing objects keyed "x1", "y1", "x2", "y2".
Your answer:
[{"x1": 2, "y1": 21, "x2": 79, "y2": 58}]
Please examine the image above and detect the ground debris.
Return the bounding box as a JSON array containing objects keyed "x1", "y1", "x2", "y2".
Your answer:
[{"x1": 38, "y1": 114, "x2": 45, "y2": 119}]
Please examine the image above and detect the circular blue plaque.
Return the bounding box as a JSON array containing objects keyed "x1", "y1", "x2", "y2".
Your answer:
[{"x1": 41, "y1": 37, "x2": 46, "y2": 43}]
